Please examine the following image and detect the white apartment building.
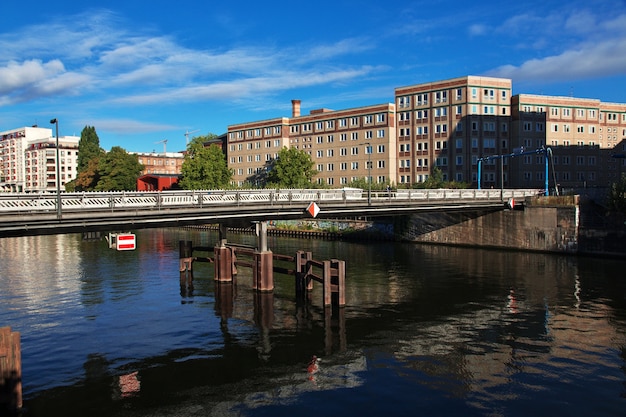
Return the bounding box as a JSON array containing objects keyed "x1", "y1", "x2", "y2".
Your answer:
[{"x1": 1, "y1": 126, "x2": 79, "y2": 192}]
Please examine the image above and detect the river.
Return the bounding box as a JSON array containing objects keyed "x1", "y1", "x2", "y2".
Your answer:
[{"x1": 0, "y1": 228, "x2": 625, "y2": 416}]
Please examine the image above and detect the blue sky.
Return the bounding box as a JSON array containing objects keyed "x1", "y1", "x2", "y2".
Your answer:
[{"x1": 1, "y1": 0, "x2": 625, "y2": 153}]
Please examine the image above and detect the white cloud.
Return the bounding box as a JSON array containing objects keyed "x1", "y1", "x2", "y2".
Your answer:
[
  {"x1": 0, "y1": 9, "x2": 378, "y2": 108},
  {"x1": 87, "y1": 118, "x2": 178, "y2": 134},
  {"x1": 0, "y1": 60, "x2": 65, "y2": 94},
  {"x1": 488, "y1": 38, "x2": 626, "y2": 82},
  {"x1": 468, "y1": 24, "x2": 487, "y2": 36},
  {"x1": 487, "y1": 7, "x2": 626, "y2": 83},
  {"x1": 111, "y1": 66, "x2": 378, "y2": 105}
]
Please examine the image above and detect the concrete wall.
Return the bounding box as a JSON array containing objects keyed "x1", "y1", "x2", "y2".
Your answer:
[
  {"x1": 396, "y1": 196, "x2": 625, "y2": 257},
  {"x1": 399, "y1": 204, "x2": 578, "y2": 253}
]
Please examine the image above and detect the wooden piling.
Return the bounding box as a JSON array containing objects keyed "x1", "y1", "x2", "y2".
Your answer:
[
  {"x1": 179, "y1": 240, "x2": 194, "y2": 272},
  {"x1": 295, "y1": 251, "x2": 313, "y2": 299},
  {"x1": 0, "y1": 326, "x2": 22, "y2": 413},
  {"x1": 332, "y1": 259, "x2": 346, "y2": 307},
  {"x1": 214, "y1": 245, "x2": 234, "y2": 282},
  {"x1": 253, "y1": 251, "x2": 274, "y2": 292}
]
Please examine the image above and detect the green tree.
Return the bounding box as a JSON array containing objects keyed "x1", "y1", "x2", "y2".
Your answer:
[
  {"x1": 94, "y1": 146, "x2": 144, "y2": 191},
  {"x1": 77, "y1": 126, "x2": 104, "y2": 173},
  {"x1": 179, "y1": 136, "x2": 232, "y2": 190},
  {"x1": 266, "y1": 147, "x2": 318, "y2": 188},
  {"x1": 607, "y1": 173, "x2": 626, "y2": 214},
  {"x1": 413, "y1": 167, "x2": 445, "y2": 189},
  {"x1": 68, "y1": 157, "x2": 101, "y2": 192},
  {"x1": 66, "y1": 126, "x2": 105, "y2": 191}
]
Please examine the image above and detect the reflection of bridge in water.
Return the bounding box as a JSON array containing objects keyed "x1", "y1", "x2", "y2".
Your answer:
[{"x1": 0, "y1": 188, "x2": 540, "y2": 237}]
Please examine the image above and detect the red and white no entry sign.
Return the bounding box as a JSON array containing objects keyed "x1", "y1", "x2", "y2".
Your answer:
[{"x1": 116, "y1": 234, "x2": 136, "y2": 251}]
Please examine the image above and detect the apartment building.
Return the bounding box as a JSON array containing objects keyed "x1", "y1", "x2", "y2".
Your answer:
[
  {"x1": 227, "y1": 100, "x2": 397, "y2": 187},
  {"x1": 0, "y1": 126, "x2": 79, "y2": 192},
  {"x1": 134, "y1": 151, "x2": 184, "y2": 176},
  {"x1": 133, "y1": 151, "x2": 185, "y2": 191},
  {"x1": 510, "y1": 94, "x2": 626, "y2": 190},
  {"x1": 395, "y1": 76, "x2": 512, "y2": 187}
]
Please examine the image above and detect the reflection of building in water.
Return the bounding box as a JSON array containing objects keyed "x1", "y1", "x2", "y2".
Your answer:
[
  {"x1": 0, "y1": 234, "x2": 83, "y2": 313},
  {"x1": 388, "y1": 294, "x2": 625, "y2": 401}
]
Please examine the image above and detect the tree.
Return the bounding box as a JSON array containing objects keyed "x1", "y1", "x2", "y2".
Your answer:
[
  {"x1": 607, "y1": 173, "x2": 626, "y2": 214},
  {"x1": 66, "y1": 126, "x2": 105, "y2": 191},
  {"x1": 179, "y1": 136, "x2": 232, "y2": 190},
  {"x1": 77, "y1": 126, "x2": 104, "y2": 173},
  {"x1": 414, "y1": 167, "x2": 445, "y2": 189},
  {"x1": 94, "y1": 146, "x2": 144, "y2": 191},
  {"x1": 266, "y1": 147, "x2": 317, "y2": 188},
  {"x1": 69, "y1": 157, "x2": 101, "y2": 191}
]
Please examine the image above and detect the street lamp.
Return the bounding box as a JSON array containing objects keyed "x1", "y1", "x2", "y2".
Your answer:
[
  {"x1": 364, "y1": 142, "x2": 372, "y2": 205},
  {"x1": 50, "y1": 118, "x2": 61, "y2": 219}
]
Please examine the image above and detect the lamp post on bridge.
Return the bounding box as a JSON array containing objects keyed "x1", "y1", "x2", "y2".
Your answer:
[{"x1": 49, "y1": 118, "x2": 62, "y2": 219}]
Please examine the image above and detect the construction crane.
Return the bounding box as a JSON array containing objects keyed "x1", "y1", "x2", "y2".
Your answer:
[
  {"x1": 184, "y1": 129, "x2": 200, "y2": 145},
  {"x1": 154, "y1": 139, "x2": 167, "y2": 153}
]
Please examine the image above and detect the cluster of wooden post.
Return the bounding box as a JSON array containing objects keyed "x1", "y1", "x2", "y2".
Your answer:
[
  {"x1": 0, "y1": 327, "x2": 21, "y2": 413},
  {"x1": 295, "y1": 251, "x2": 346, "y2": 307},
  {"x1": 178, "y1": 222, "x2": 346, "y2": 309}
]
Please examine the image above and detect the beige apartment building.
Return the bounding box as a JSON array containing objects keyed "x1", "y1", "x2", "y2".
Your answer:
[
  {"x1": 510, "y1": 94, "x2": 626, "y2": 191},
  {"x1": 1, "y1": 126, "x2": 79, "y2": 192},
  {"x1": 227, "y1": 75, "x2": 626, "y2": 191},
  {"x1": 394, "y1": 76, "x2": 513, "y2": 187},
  {"x1": 133, "y1": 152, "x2": 185, "y2": 176},
  {"x1": 227, "y1": 100, "x2": 397, "y2": 187}
]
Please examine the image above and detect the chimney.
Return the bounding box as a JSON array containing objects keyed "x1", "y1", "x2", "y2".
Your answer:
[{"x1": 291, "y1": 99, "x2": 301, "y2": 118}]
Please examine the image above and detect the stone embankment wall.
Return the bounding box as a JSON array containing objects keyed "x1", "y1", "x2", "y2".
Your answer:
[
  {"x1": 200, "y1": 195, "x2": 624, "y2": 257},
  {"x1": 396, "y1": 195, "x2": 626, "y2": 257}
]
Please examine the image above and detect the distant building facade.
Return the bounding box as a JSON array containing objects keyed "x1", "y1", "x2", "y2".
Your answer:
[
  {"x1": 227, "y1": 100, "x2": 397, "y2": 187},
  {"x1": 227, "y1": 75, "x2": 625, "y2": 191},
  {"x1": 3, "y1": 77, "x2": 625, "y2": 194},
  {"x1": 394, "y1": 76, "x2": 512, "y2": 187},
  {"x1": 0, "y1": 126, "x2": 79, "y2": 192},
  {"x1": 133, "y1": 151, "x2": 185, "y2": 191},
  {"x1": 510, "y1": 94, "x2": 626, "y2": 191}
]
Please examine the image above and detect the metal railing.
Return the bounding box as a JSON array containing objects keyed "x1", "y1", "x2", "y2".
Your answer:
[{"x1": 0, "y1": 188, "x2": 542, "y2": 214}]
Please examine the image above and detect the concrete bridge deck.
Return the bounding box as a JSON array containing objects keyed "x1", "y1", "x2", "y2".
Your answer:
[{"x1": 0, "y1": 188, "x2": 541, "y2": 237}]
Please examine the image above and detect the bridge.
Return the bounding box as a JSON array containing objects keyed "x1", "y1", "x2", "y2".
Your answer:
[{"x1": 0, "y1": 188, "x2": 541, "y2": 237}]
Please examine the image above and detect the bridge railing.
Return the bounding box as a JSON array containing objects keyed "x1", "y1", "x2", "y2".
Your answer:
[{"x1": 0, "y1": 188, "x2": 542, "y2": 214}]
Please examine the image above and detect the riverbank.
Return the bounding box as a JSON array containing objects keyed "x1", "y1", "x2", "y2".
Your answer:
[{"x1": 186, "y1": 195, "x2": 626, "y2": 258}]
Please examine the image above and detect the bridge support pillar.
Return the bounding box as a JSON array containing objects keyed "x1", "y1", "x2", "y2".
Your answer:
[{"x1": 218, "y1": 223, "x2": 228, "y2": 247}]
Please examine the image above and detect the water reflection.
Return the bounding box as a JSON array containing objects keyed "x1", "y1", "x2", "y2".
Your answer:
[{"x1": 0, "y1": 229, "x2": 625, "y2": 416}]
